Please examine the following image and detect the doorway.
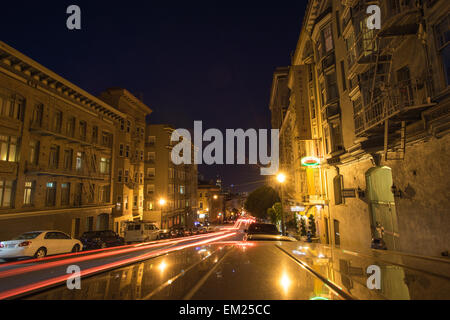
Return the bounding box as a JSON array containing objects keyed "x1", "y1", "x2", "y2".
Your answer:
[{"x1": 366, "y1": 166, "x2": 399, "y2": 250}]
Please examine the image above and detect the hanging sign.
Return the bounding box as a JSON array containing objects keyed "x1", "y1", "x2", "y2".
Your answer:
[{"x1": 301, "y1": 156, "x2": 320, "y2": 167}]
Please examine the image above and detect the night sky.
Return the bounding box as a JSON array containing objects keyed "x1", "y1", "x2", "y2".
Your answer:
[{"x1": 1, "y1": 1, "x2": 307, "y2": 192}]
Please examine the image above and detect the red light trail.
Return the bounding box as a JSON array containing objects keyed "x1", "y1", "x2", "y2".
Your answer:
[{"x1": 0, "y1": 231, "x2": 236, "y2": 300}]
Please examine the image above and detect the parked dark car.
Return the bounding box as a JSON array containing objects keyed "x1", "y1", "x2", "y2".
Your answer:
[
  {"x1": 183, "y1": 228, "x2": 192, "y2": 237},
  {"x1": 80, "y1": 230, "x2": 124, "y2": 250},
  {"x1": 197, "y1": 226, "x2": 207, "y2": 234},
  {"x1": 158, "y1": 228, "x2": 171, "y2": 239},
  {"x1": 190, "y1": 227, "x2": 200, "y2": 235},
  {"x1": 245, "y1": 223, "x2": 281, "y2": 235},
  {"x1": 169, "y1": 227, "x2": 185, "y2": 238}
]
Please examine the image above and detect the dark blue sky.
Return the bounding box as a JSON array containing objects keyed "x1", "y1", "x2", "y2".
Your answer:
[{"x1": 1, "y1": 1, "x2": 307, "y2": 192}]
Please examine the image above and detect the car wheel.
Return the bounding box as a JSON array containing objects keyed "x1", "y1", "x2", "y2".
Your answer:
[
  {"x1": 72, "y1": 244, "x2": 81, "y2": 253},
  {"x1": 34, "y1": 247, "x2": 47, "y2": 259}
]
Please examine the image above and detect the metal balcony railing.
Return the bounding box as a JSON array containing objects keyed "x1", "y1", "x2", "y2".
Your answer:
[
  {"x1": 354, "y1": 77, "x2": 434, "y2": 135},
  {"x1": 347, "y1": 29, "x2": 378, "y2": 71}
]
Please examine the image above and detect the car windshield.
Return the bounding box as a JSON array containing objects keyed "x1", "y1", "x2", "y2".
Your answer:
[
  {"x1": 127, "y1": 224, "x2": 141, "y2": 231},
  {"x1": 13, "y1": 232, "x2": 42, "y2": 240},
  {"x1": 82, "y1": 232, "x2": 101, "y2": 238},
  {"x1": 247, "y1": 224, "x2": 280, "y2": 235}
]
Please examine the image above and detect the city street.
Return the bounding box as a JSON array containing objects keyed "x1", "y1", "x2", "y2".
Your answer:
[
  {"x1": 0, "y1": 226, "x2": 242, "y2": 300},
  {"x1": 1, "y1": 219, "x2": 449, "y2": 300},
  {"x1": 0, "y1": 0, "x2": 449, "y2": 306}
]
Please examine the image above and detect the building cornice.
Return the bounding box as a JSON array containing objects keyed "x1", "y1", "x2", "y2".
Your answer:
[
  {"x1": 0, "y1": 205, "x2": 115, "y2": 221},
  {"x1": 0, "y1": 41, "x2": 126, "y2": 122}
]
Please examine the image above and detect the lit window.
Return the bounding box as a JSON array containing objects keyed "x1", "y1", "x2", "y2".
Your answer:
[
  {"x1": 100, "y1": 158, "x2": 111, "y2": 174},
  {"x1": 24, "y1": 181, "x2": 34, "y2": 206},
  {"x1": 0, "y1": 135, "x2": 18, "y2": 163}
]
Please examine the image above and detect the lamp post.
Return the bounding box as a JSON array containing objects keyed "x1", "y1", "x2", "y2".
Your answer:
[
  {"x1": 159, "y1": 198, "x2": 166, "y2": 228},
  {"x1": 276, "y1": 173, "x2": 286, "y2": 236}
]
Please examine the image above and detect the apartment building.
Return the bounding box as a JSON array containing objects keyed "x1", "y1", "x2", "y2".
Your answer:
[
  {"x1": 197, "y1": 182, "x2": 222, "y2": 224},
  {"x1": 0, "y1": 41, "x2": 124, "y2": 240},
  {"x1": 143, "y1": 124, "x2": 198, "y2": 229},
  {"x1": 98, "y1": 88, "x2": 152, "y2": 235},
  {"x1": 273, "y1": 0, "x2": 449, "y2": 256}
]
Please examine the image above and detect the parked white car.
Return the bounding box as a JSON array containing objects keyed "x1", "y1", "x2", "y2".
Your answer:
[
  {"x1": 0, "y1": 231, "x2": 83, "y2": 261},
  {"x1": 124, "y1": 222, "x2": 160, "y2": 244}
]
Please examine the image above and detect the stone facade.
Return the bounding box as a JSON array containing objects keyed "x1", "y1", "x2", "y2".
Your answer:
[{"x1": 272, "y1": 0, "x2": 450, "y2": 257}]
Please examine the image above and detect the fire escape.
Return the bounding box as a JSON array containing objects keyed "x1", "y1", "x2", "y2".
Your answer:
[{"x1": 349, "y1": 0, "x2": 435, "y2": 160}]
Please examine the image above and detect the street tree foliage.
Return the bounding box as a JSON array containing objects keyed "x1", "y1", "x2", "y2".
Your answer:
[
  {"x1": 244, "y1": 186, "x2": 280, "y2": 219},
  {"x1": 300, "y1": 217, "x2": 307, "y2": 237},
  {"x1": 267, "y1": 202, "x2": 282, "y2": 225},
  {"x1": 308, "y1": 214, "x2": 316, "y2": 237}
]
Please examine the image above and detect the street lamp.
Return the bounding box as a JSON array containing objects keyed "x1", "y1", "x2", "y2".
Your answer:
[
  {"x1": 276, "y1": 172, "x2": 286, "y2": 236},
  {"x1": 276, "y1": 173, "x2": 286, "y2": 184},
  {"x1": 159, "y1": 198, "x2": 167, "y2": 228},
  {"x1": 213, "y1": 195, "x2": 218, "y2": 200}
]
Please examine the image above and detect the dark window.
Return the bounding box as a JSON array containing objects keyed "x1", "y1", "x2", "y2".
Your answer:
[
  {"x1": 46, "y1": 182, "x2": 57, "y2": 207},
  {"x1": 52, "y1": 110, "x2": 62, "y2": 133},
  {"x1": 334, "y1": 175, "x2": 344, "y2": 205},
  {"x1": 99, "y1": 185, "x2": 110, "y2": 203},
  {"x1": 32, "y1": 104, "x2": 43, "y2": 126},
  {"x1": 66, "y1": 117, "x2": 75, "y2": 137},
  {"x1": 29, "y1": 140, "x2": 40, "y2": 165},
  {"x1": 340, "y1": 60, "x2": 347, "y2": 91},
  {"x1": 63, "y1": 149, "x2": 73, "y2": 170},
  {"x1": 0, "y1": 180, "x2": 14, "y2": 208},
  {"x1": 61, "y1": 183, "x2": 70, "y2": 206},
  {"x1": 79, "y1": 121, "x2": 87, "y2": 140},
  {"x1": 48, "y1": 145, "x2": 59, "y2": 169},
  {"x1": 326, "y1": 72, "x2": 339, "y2": 102}
]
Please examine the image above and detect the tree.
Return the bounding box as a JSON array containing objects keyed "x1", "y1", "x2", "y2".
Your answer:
[
  {"x1": 308, "y1": 214, "x2": 316, "y2": 237},
  {"x1": 300, "y1": 216, "x2": 307, "y2": 237},
  {"x1": 286, "y1": 214, "x2": 299, "y2": 233},
  {"x1": 267, "y1": 202, "x2": 282, "y2": 225},
  {"x1": 244, "y1": 186, "x2": 280, "y2": 219}
]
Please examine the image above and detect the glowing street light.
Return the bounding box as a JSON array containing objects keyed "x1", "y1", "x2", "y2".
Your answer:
[
  {"x1": 213, "y1": 195, "x2": 218, "y2": 200},
  {"x1": 276, "y1": 173, "x2": 286, "y2": 184},
  {"x1": 276, "y1": 173, "x2": 287, "y2": 235},
  {"x1": 159, "y1": 198, "x2": 167, "y2": 206}
]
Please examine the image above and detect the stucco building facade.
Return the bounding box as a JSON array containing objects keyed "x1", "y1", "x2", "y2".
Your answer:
[
  {"x1": 143, "y1": 124, "x2": 198, "y2": 229},
  {"x1": 0, "y1": 41, "x2": 124, "y2": 240}
]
